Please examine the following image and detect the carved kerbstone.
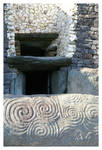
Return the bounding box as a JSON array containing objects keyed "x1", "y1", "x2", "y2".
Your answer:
[{"x1": 4, "y1": 94, "x2": 98, "y2": 146}]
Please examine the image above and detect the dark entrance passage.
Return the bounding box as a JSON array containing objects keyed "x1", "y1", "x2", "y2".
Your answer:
[{"x1": 25, "y1": 71, "x2": 50, "y2": 95}]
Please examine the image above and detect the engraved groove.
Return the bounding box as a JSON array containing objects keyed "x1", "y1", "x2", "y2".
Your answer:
[
  {"x1": 62, "y1": 95, "x2": 83, "y2": 104},
  {"x1": 32, "y1": 96, "x2": 60, "y2": 122},
  {"x1": 4, "y1": 98, "x2": 36, "y2": 135},
  {"x1": 84, "y1": 103, "x2": 98, "y2": 130},
  {"x1": 68, "y1": 95, "x2": 83, "y2": 104},
  {"x1": 4, "y1": 95, "x2": 98, "y2": 141},
  {"x1": 63, "y1": 105, "x2": 83, "y2": 126},
  {"x1": 27, "y1": 119, "x2": 59, "y2": 137}
]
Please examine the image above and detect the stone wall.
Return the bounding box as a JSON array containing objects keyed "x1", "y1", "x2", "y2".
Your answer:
[
  {"x1": 4, "y1": 3, "x2": 99, "y2": 94},
  {"x1": 4, "y1": 4, "x2": 17, "y2": 94},
  {"x1": 4, "y1": 22, "x2": 10, "y2": 94},
  {"x1": 4, "y1": 3, "x2": 98, "y2": 66},
  {"x1": 71, "y1": 4, "x2": 98, "y2": 68},
  {"x1": 4, "y1": 3, "x2": 77, "y2": 57},
  {"x1": 4, "y1": 4, "x2": 16, "y2": 56}
]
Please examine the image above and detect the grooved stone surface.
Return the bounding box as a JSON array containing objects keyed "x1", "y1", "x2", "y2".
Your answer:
[{"x1": 4, "y1": 94, "x2": 98, "y2": 146}]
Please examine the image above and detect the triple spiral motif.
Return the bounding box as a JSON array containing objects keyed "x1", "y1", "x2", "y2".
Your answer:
[
  {"x1": 4, "y1": 96, "x2": 60, "y2": 136},
  {"x1": 4, "y1": 98, "x2": 36, "y2": 135},
  {"x1": 33, "y1": 97, "x2": 60, "y2": 122}
]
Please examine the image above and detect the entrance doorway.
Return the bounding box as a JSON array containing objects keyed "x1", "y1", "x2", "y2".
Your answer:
[{"x1": 25, "y1": 71, "x2": 50, "y2": 95}]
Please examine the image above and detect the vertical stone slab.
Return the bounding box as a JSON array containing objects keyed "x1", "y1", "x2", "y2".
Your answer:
[
  {"x1": 51, "y1": 67, "x2": 68, "y2": 94},
  {"x1": 67, "y1": 68, "x2": 98, "y2": 95},
  {"x1": 10, "y1": 73, "x2": 25, "y2": 95}
]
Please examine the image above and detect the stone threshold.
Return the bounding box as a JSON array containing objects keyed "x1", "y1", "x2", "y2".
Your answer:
[{"x1": 7, "y1": 56, "x2": 72, "y2": 71}]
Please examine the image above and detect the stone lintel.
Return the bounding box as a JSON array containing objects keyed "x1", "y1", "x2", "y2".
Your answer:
[
  {"x1": 15, "y1": 33, "x2": 59, "y2": 41},
  {"x1": 7, "y1": 56, "x2": 72, "y2": 71}
]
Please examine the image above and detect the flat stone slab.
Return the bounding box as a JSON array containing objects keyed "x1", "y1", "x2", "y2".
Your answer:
[
  {"x1": 7, "y1": 56, "x2": 72, "y2": 71},
  {"x1": 4, "y1": 94, "x2": 98, "y2": 146},
  {"x1": 15, "y1": 33, "x2": 59, "y2": 41}
]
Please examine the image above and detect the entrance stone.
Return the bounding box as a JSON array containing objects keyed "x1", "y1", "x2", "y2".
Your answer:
[
  {"x1": 4, "y1": 94, "x2": 98, "y2": 146},
  {"x1": 10, "y1": 73, "x2": 25, "y2": 95},
  {"x1": 51, "y1": 67, "x2": 68, "y2": 94}
]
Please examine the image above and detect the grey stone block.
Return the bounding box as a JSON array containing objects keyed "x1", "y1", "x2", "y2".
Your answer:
[
  {"x1": 7, "y1": 56, "x2": 72, "y2": 71},
  {"x1": 10, "y1": 73, "x2": 25, "y2": 95},
  {"x1": 4, "y1": 73, "x2": 13, "y2": 81},
  {"x1": 4, "y1": 63, "x2": 14, "y2": 73},
  {"x1": 67, "y1": 68, "x2": 98, "y2": 95},
  {"x1": 4, "y1": 89, "x2": 10, "y2": 94},
  {"x1": 51, "y1": 67, "x2": 68, "y2": 94}
]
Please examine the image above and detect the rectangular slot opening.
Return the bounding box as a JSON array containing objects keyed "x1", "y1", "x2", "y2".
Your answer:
[{"x1": 21, "y1": 44, "x2": 45, "y2": 56}]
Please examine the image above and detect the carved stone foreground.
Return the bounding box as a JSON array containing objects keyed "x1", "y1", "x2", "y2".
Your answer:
[{"x1": 4, "y1": 94, "x2": 98, "y2": 146}]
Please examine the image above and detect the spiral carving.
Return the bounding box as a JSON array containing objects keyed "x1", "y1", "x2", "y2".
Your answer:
[
  {"x1": 32, "y1": 97, "x2": 60, "y2": 122},
  {"x1": 84, "y1": 104, "x2": 98, "y2": 130},
  {"x1": 68, "y1": 95, "x2": 83, "y2": 104},
  {"x1": 27, "y1": 119, "x2": 59, "y2": 137},
  {"x1": 4, "y1": 94, "x2": 98, "y2": 144},
  {"x1": 62, "y1": 106, "x2": 83, "y2": 126},
  {"x1": 4, "y1": 98, "x2": 36, "y2": 135},
  {"x1": 63, "y1": 95, "x2": 83, "y2": 105}
]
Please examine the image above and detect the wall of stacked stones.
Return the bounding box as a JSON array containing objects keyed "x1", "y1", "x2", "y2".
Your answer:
[
  {"x1": 4, "y1": 3, "x2": 77, "y2": 94},
  {"x1": 4, "y1": 4, "x2": 17, "y2": 94},
  {"x1": 4, "y1": 3, "x2": 77, "y2": 57},
  {"x1": 4, "y1": 3, "x2": 98, "y2": 64},
  {"x1": 71, "y1": 4, "x2": 98, "y2": 68},
  {"x1": 4, "y1": 3, "x2": 98, "y2": 94}
]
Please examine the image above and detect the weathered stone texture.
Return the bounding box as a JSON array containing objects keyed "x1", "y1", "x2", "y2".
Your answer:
[
  {"x1": 71, "y1": 4, "x2": 98, "y2": 68},
  {"x1": 7, "y1": 56, "x2": 72, "y2": 71},
  {"x1": 67, "y1": 68, "x2": 98, "y2": 95},
  {"x1": 4, "y1": 3, "x2": 77, "y2": 58},
  {"x1": 4, "y1": 94, "x2": 98, "y2": 146},
  {"x1": 4, "y1": 3, "x2": 98, "y2": 68},
  {"x1": 4, "y1": 4, "x2": 16, "y2": 56},
  {"x1": 4, "y1": 18, "x2": 17, "y2": 94},
  {"x1": 3, "y1": 4, "x2": 99, "y2": 146},
  {"x1": 4, "y1": 3, "x2": 99, "y2": 94},
  {"x1": 51, "y1": 67, "x2": 68, "y2": 94}
]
